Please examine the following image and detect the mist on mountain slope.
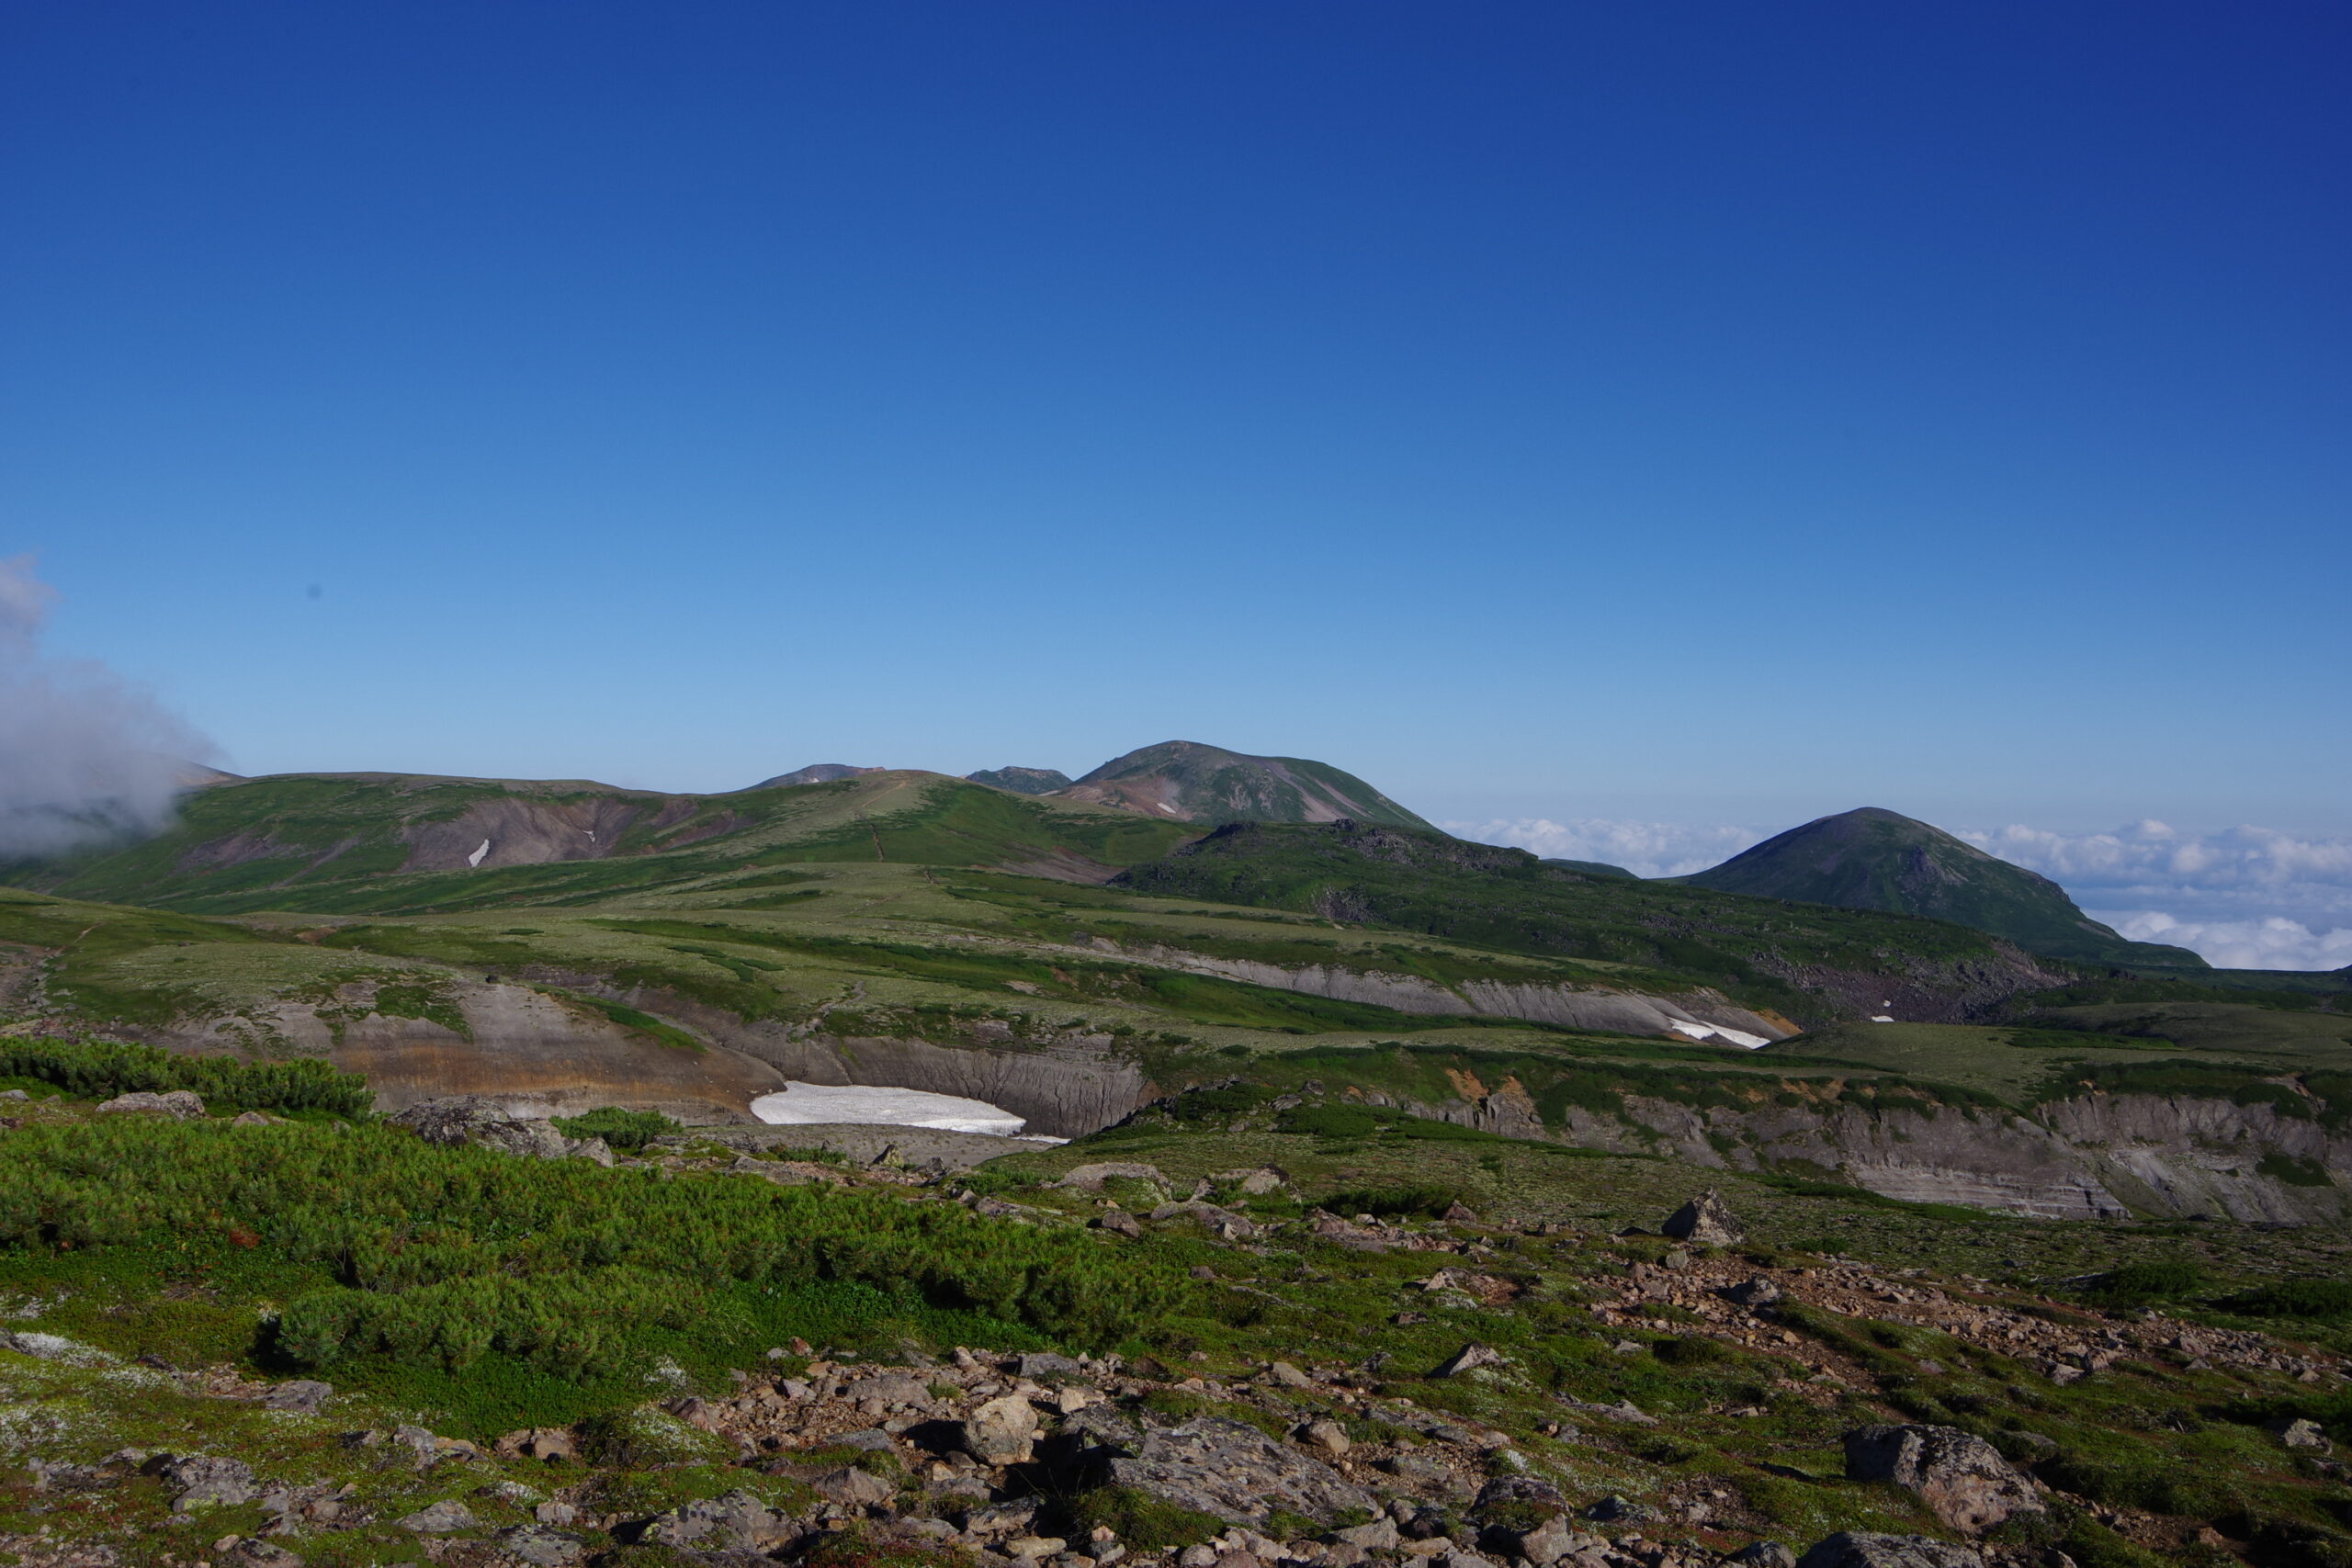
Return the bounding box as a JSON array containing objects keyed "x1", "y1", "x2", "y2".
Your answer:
[{"x1": 0, "y1": 557, "x2": 218, "y2": 857}]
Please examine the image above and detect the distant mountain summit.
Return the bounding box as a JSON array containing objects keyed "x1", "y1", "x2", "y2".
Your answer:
[
  {"x1": 966, "y1": 766, "x2": 1073, "y2": 795},
  {"x1": 750, "y1": 763, "x2": 887, "y2": 789},
  {"x1": 1681, "y1": 807, "x2": 2206, "y2": 967},
  {"x1": 1051, "y1": 740, "x2": 1434, "y2": 830}
]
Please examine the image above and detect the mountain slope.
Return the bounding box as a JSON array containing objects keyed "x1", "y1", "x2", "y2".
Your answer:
[
  {"x1": 967, "y1": 766, "x2": 1074, "y2": 795},
  {"x1": 3, "y1": 770, "x2": 1196, "y2": 915},
  {"x1": 1113, "y1": 818, "x2": 2074, "y2": 1026},
  {"x1": 1052, "y1": 740, "x2": 1434, "y2": 830},
  {"x1": 1681, "y1": 807, "x2": 2204, "y2": 967}
]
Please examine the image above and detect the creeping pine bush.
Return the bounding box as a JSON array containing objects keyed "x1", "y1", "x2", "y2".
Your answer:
[
  {"x1": 0, "y1": 1117, "x2": 1182, "y2": 1377},
  {"x1": 551, "y1": 1106, "x2": 682, "y2": 1151},
  {"x1": 1318, "y1": 1183, "x2": 1460, "y2": 1218},
  {"x1": 0, "y1": 1036, "x2": 371, "y2": 1116}
]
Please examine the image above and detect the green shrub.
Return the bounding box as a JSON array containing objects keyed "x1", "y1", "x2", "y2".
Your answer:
[
  {"x1": 2078, "y1": 1259, "x2": 2204, "y2": 1307},
  {"x1": 551, "y1": 1106, "x2": 683, "y2": 1151},
  {"x1": 1067, "y1": 1485, "x2": 1227, "y2": 1550},
  {"x1": 0, "y1": 1115, "x2": 1182, "y2": 1379},
  {"x1": 0, "y1": 1036, "x2": 370, "y2": 1116},
  {"x1": 1319, "y1": 1183, "x2": 1460, "y2": 1218},
  {"x1": 1282, "y1": 1103, "x2": 1382, "y2": 1139},
  {"x1": 2222, "y1": 1279, "x2": 2352, "y2": 1321}
]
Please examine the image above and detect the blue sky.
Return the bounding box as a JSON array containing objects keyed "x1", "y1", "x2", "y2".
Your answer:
[{"x1": 4, "y1": 4, "x2": 2347, "y2": 959}]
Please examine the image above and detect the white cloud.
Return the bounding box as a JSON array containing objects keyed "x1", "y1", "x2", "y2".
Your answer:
[
  {"x1": 1442, "y1": 818, "x2": 1769, "y2": 879},
  {"x1": 1960, "y1": 821, "x2": 2352, "y2": 970},
  {"x1": 0, "y1": 557, "x2": 218, "y2": 858},
  {"x1": 2093, "y1": 911, "x2": 2352, "y2": 974}
]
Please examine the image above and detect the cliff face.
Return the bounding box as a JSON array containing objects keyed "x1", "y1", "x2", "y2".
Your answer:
[
  {"x1": 1341, "y1": 1077, "x2": 2351, "y2": 1224},
  {"x1": 1139, "y1": 946, "x2": 1795, "y2": 1045}
]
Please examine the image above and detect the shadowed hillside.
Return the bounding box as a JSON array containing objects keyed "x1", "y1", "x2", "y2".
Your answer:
[{"x1": 1681, "y1": 807, "x2": 2206, "y2": 967}]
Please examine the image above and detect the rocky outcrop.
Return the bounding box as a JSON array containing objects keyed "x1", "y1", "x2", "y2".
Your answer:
[
  {"x1": 1068, "y1": 1407, "x2": 1376, "y2": 1529},
  {"x1": 389, "y1": 1097, "x2": 614, "y2": 1164},
  {"x1": 96, "y1": 1089, "x2": 206, "y2": 1118}
]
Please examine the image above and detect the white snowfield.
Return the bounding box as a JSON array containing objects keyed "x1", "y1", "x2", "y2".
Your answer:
[
  {"x1": 750, "y1": 1081, "x2": 1033, "y2": 1136},
  {"x1": 1667, "y1": 1019, "x2": 1771, "y2": 1050}
]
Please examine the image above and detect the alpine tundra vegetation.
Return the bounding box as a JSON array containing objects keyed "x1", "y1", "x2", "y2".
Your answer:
[{"x1": 1, "y1": 755, "x2": 2347, "y2": 1568}]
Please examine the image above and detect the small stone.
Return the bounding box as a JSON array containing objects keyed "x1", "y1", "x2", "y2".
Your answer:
[
  {"x1": 535, "y1": 1501, "x2": 578, "y2": 1526},
  {"x1": 1728, "y1": 1545, "x2": 1797, "y2": 1568},
  {"x1": 1007, "y1": 1538, "x2": 1070, "y2": 1560},
  {"x1": 1269, "y1": 1361, "x2": 1316, "y2": 1388},
  {"x1": 396, "y1": 1499, "x2": 478, "y2": 1533},
  {"x1": 812, "y1": 1465, "x2": 895, "y2": 1506},
  {"x1": 1723, "y1": 1277, "x2": 1783, "y2": 1308},
  {"x1": 1099, "y1": 1212, "x2": 1145, "y2": 1237}
]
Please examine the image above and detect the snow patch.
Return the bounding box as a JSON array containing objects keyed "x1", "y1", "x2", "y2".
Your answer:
[
  {"x1": 1666, "y1": 1020, "x2": 1770, "y2": 1050},
  {"x1": 751, "y1": 1081, "x2": 1031, "y2": 1136},
  {"x1": 467, "y1": 839, "x2": 492, "y2": 867}
]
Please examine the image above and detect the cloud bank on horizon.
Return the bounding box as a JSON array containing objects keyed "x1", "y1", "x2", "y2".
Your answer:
[
  {"x1": 0, "y1": 558, "x2": 217, "y2": 858},
  {"x1": 1448, "y1": 814, "x2": 2352, "y2": 973}
]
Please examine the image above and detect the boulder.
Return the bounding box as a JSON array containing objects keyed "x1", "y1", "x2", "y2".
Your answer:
[
  {"x1": 1299, "y1": 1419, "x2": 1350, "y2": 1456},
  {"x1": 642, "y1": 1487, "x2": 802, "y2": 1548},
  {"x1": 227, "y1": 1541, "x2": 305, "y2": 1568},
  {"x1": 810, "y1": 1466, "x2": 895, "y2": 1507},
  {"x1": 1661, "y1": 1190, "x2": 1742, "y2": 1247},
  {"x1": 1075, "y1": 1412, "x2": 1376, "y2": 1529},
  {"x1": 1728, "y1": 1546, "x2": 1796, "y2": 1568},
  {"x1": 388, "y1": 1097, "x2": 612, "y2": 1163},
  {"x1": 1055, "y1": 1162, "x2": 1170, "y2": 1190},
  {"x1": 849, "y1": 1371, "x2": 934, "y2": 1405},
  {"x1": 1795, "y1": 1533, "x2": 1983, "y2": 1568},
  {"x1": 264, "y1": 1379, "x2": 334, "y2": 1414},
  {"x1": 1473, "y1": 1475, "x2": 1566, "y2": 1516},
  {"x1": 1842, "y1": 1426, "x2": 2041, "y2": 1532},
  {"x1": 1333, "y1": 1520, "x2": 1400, "y2": 1551},
  {"x1": 145, "y1": 1454, "x2": 256, "y2": 1511},
  {"x1": 1433, "y1": 1342, "x2": 1506, "y2": 1378},
  {"x1": 1098, "y1": 1212, "x2": 1145, "y2": 1238},
  {"x1": 495, "y1": 1427, "x2": 578, "y2": 1461},
  {"x1": 962, "y1": 1392, "x2": 1043, "y2": 1464},
  {"x1": 1212, "y1": 1168, "x2": 1290, "y2": 1196},
  {"x1": 1723, "y1": 1277, "x2": 1783, "y2": 1308},
  {"x1": 1, "y1": 1329, "x2": 116, "y2": 1367},
  {"x1": 1019, "y1": 1352, "x2": 1083, "y2": 1379},
  {"x1": 2269, "y1": 1416, "x2": 2331, "y2": 1450},
  {"x1": 492, "y1": 1526, "x2": 587, "y2": 1566},
  {"x1": 396, "y1": 1499, "x2": 479, "y2": 1533},
  {"x1": 96, "y1": 1089, "x2": 206, "y2": 1119}
]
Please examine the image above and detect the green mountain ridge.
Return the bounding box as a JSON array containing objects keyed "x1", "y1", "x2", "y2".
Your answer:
[
  {"x1": 1680, "y1": 806, "x2": 2207, "y2": 969},
  {"x1": 1050, "y1": 740, "x2": 1437, "y2": 831}
]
